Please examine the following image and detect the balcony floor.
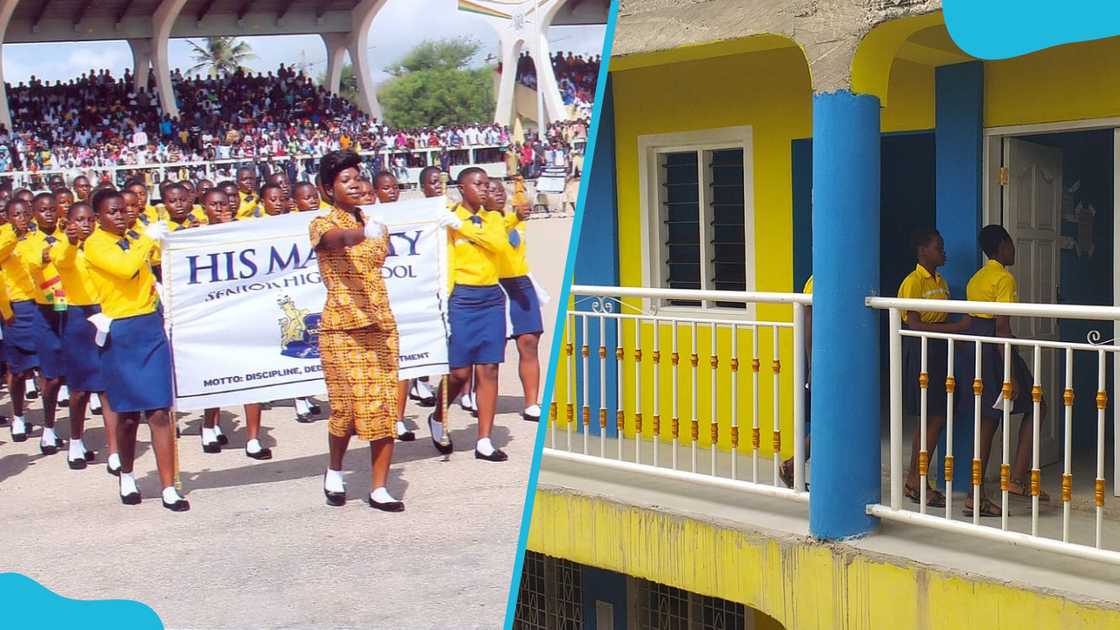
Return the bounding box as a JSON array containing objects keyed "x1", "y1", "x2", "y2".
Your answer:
[{"x1": 541, "y1": 430, "x2": 1120, "y2": 606}]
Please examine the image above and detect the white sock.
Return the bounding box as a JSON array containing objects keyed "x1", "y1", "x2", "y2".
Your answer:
[
  {"x1": 396, "y1": 420, "x2": 409, "y2": 436},
  {"x1": 90, "y1": 393, "x2": 102, "y2": 411},
  {"x1": 370, "y1": 487, "x2": 397, "y2": 503},
  {"x1": 524, "y1": 404, "x2": 541, "y2": 416},
  {"x1": 428, "y1": 414, "x2": 445, "y2": 442},
  {"x1": 213, "y1": 424, "x2": 225, "y2": 438},
  {"x1": 11, "y1": 416, "x2": 25, "y2": 434},
  {"x1": 25, "y1": 378, "x2": 37, "y2": 393},
  {"x1": 324, "y1": 468, "x2": 345, "y2": 493},
  {"x1": 108, "y1": 453, "x2": 121, "y2": 470},
  {"x1": 294, "y1": 397, "x2": 311, "y2": 415},
  {"x1": 477, "y1": 437, "x2": 495, "y2": 456},
  {"x1": 69, "y1": 438, "x2": 86, "y2": 459},
  {"x1": 460, "y1": 393, "x2": 474, "y2": 410},
  {"x1": 413, "y1": 380, "x2": 434, "y2": 398},
  {"x1": 41, "y1": 426, "x2": 57, "y2": 446},
  {"x1": 201, "y1": 427, "x2": 217, "y2": 444},
  {"x1": 162, "y1": 486, "x2": 184, "y2": 503},
  {"x1": 58, "y1": 385, "x2": 69, "y2": 400},
  {"x1": 246, "y1": 438, "x2": 262, "y2": 454},
  {"x1": 120, "y1": 473, "x2": 138, "y2": 496}
]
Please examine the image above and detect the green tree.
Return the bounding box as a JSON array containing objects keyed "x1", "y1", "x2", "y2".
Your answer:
[
  {"x1": 187, "y1": 36, "x2": 256, "y2": 78},
  {"x1": 379, "y1": 38, "x2": 495, "y2": 127}
]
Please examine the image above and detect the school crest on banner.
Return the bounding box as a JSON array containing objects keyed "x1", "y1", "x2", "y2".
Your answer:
[{"x1": 163, "y1": 196, "x2": 450, "y2": 411}]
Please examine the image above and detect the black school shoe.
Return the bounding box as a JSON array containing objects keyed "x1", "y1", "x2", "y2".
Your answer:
[
  {"x1": 162, "y1": 497, "x2": 190, "y2": 512},
  {"x1": 474, "y1": 448, "x2": 509, "y2": 462},
  {"x1": 367, "y1": 495, "x2": 404, "y2": 512},
  {"x1": 427, "y1": 414, "x2": 453, "y2": 455}
]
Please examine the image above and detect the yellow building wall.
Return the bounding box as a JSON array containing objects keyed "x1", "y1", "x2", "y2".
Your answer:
[
  {"x1": 985, "y1": 37, "x2": 1120, "y2": 127},
  {"x1": 881, "y1": 58, "x2": 934, "y2": 133},
  {"x1": 528, "y1": 490, "x2": 1120, "y2": 630}
]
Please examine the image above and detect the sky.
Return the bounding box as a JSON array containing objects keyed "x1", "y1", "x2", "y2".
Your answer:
[{"x1": 1, "y1": 0, "x2": 606, "y2": 86}]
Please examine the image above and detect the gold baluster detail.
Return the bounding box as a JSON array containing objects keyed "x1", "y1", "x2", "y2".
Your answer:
[
  {"x1": 730, "y1": 357, "x2": 738, "y2": 372},
  {"x1": 710, "y1": 422, "x2": 719, "y2": 443},
  {"x1": 1061, "y1": 473, "x2": 1072, "y2": 503},
  {"x1": 671, "y1": 352, "x2": 679, "y2": 366},
  {"x1": 616, "y1": 410, "x2": 624, "y2": 434},
  {"x1": 1064, "y1": 388, "x2": 1074, "y2": 406},
  {"x1": 599, "y1": 409, "x2": 607, "y2": 430},
  {"x1": 549, "y1": 402, "x2": 557, "y2": 424},
  {"x1": 971, "y1": 459, "x2": 982, "y2": 487},
  {"x1": 772, "y1": 430, "x2": 781, "y2": 453},
  {"x1": 710, "y1": 356, "x2": 718, "y2": 369},
  {"x1": 1030, "y1": 469, "x2": 1040, "y2": 497},
  {"x1": 1000, "y1": 464, "x2": 1010, "y2": 492},
  {"x1": 945, "y1": 377, "x2": 956, "y2": 394},
  {"x1": 1031, "y1": 385, "x2": 1042, "y2": 403},
  {"x1": 634, "y1": 412, "x2": 643, "y2": 432},
  {"x1": 730, "y1": 426, "x2": 739, "y2": 449},
  {"x1": 634, "y1": 348, "x2": 642, "y2": 362},
  {"x1": 615, "y1": 347, "x2": 624, "y2": 361},
  {"x1": 918, "y1": 451, "x2": 928, "y2": 476},
  {"x1": 919, "y1": 372, "x2": 929, "y2": 389},
  {"x1": 1001, "y1": 381, "x2": 1012, "y2": 400},
  {"x1": 581, "y1": 344, "x2": 589, "y2": 358},
  {"x1": 582, "y1": 406, "x2": 590, "y2": 428},
  {"x1": 599, "y1": 345, "x2": 607, "y2": 360},
  {"x1": 1097, "y1": 390, "x2": 1109, "y2": 410},
  {"x1": 973, "y1": 379, "x2": 983, "y2": 396},
  {"x1": 690, "y1": 353, "x2": 698, "y2": 368},
  {"x1": 751, "y1": 427, "x2": 760, "y2": 450},
  {"x1": 771, "y1": 359, "x2": 781, "y2": 374},
  {"x1": 751, "y1": 358, "x2": 760, "y2": 373},
  {"x1": 944, "y1": 455, "x2": 954, "y2": 482},
  {"x1": 671, "y1": 417, "x2": 680, "y2": 439},
  {"x1": 566, "y1": 403, "x2": 573, "y2": 424},
  {"x1": 653, "y1": 350, "x2": 660, "y2": 364},
  {"x1": 652, "y1": 415, "x2": 660, "y2": 435},
  {"x1": 690, "y1": 420, "x2": 699, "y2": 441},
  {"x1": 1095, "y1": 479, "x2": 1106, "y2": 507}
]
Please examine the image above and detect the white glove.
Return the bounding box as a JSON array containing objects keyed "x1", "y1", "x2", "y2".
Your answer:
[
  {"x1": 363, "y1": 216, "x2": 386, "y2": 240},
  {"x1": 438, "y1": 212, "x2": 463, "y2": 230},
  {"x1": 88, "y1": 313, "x2": 113, "y2": 347},
  {"x1": 144, "y1": 220, "x2": 169, "y2": 243}
]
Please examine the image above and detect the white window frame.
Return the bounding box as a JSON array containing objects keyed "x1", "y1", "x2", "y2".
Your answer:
[{"x1": 637, "y1": 126, "x2": 755, "y2": 319}]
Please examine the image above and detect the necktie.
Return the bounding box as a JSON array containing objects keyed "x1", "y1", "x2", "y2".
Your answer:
[{"x1": 508, "y1": 228, "x2": 521, "y2": 248}]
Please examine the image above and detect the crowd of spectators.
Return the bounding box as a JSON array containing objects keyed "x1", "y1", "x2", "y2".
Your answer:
[
  {"x1": 515, "y1": 51, "x2": 599, "y2": 117},
  {"x1": 0, "y1": 51, "x2": 597, "y2": 177}
]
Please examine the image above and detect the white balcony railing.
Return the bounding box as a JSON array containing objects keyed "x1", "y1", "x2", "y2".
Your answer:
[
  {"x1": 868, "y1": 297, "x2": 1120, "y2": 565},
  {"x1": 545, "y1": 285, "x2": 810, "y2": 504}
]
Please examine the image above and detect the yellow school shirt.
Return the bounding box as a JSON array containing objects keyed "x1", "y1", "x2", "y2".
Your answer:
[
  {"x1": 896, "y1": 264, "x2": 949, "y2": 323},
  {"x1": 0, "y1": 226, "x2": 35, "y2": 303},
  {"x1": 803, "y1": 276, "x2": 813, "y2": 294},
  {"x1": 238, "y1": 191, "x2": 261, "y2": 220},
  {"x1": 17, "y1": 229, "x2": 64, "y2": 305},
  {"x1": 966, "y1": 259, "x2": 1017, "y2": 319},
  {"x1": 496, "y1": 211, "x2": 528, "y2": 279},
  {"x1": 83, "y1": 229, "x2": 160, "y2": 319},
  {"x1": 51, "y1": 238, "x2": 99, "y2": 307},
  {"x1": 0, "y1": 275, "x2": 12, "y2": 320},
  {"x1": 191, "y1": 205, "x2": 209, "y2": 225},
  {"x1": 143, "y1": 204, "x2": 165, "y2": 225},
  {"x1": 318, "y1": 201, "x2": 331, "y2": 212},
  {"x1": 168, "y1": 215, "x2": 203, "y2": 232},
  {"x1": 447, "y1": 204, "x2": 509, "y2": 288}
]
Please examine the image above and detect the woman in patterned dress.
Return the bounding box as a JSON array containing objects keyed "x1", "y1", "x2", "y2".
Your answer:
[{"x1": 310, "y1": 150, "x2": 403, "y2": 512}]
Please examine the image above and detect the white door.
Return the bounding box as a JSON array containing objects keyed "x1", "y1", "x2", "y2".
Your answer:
[{"x1": 1002, "y1": 138, "x2": 1062, "y2": 468}]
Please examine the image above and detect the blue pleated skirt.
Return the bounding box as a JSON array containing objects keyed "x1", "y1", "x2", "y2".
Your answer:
[
  {"x1": 499, "y1": 275, "x2": 543, "y2": 338},
  {"x1": 64, "y1": 304, "x2": 107, "y2": 393},
  {"x1": 100, "y1": 311, "x2": 173, "y2": 413},
  {"x1": 6, "y1": 300, "x2": 40, "y2": 375},
  {"x1": 448, "y1": 284, "x2": 506, "y2": 369},
  {"x1": 34, "y1": 305, "x2": 65, "y2": 380}
]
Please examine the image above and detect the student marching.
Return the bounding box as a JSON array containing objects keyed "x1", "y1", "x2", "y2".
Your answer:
[{"x1": 0, "y1": 150, "x2": 542, "y2": 514}]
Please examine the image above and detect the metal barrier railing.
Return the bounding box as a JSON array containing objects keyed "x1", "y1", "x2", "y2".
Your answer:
[
  {"x1": 867, "y1": 296, "x2": 1120, "y2": 565},
  {"x1": 545, "y1": 285, "x2": 810, "y2": 504}
]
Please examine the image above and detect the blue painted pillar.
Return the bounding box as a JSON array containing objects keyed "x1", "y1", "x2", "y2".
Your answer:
[
  {"x1": 810, "y1": 90, "x2": 881, "y2": 539},
  {"x1": 935, "y1": 61, "x2": 984, "y2": 491},
  {"x1": 574, "y1": 75, "x2": 620, "y2": 435}
]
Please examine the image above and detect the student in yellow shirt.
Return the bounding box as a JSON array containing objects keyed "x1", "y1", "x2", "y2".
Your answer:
[
  {"x1": 236, "y1": 167, "x2": 261, "y2": 219},
  {"x1": 72, "y1": 175, "x2": 92, "y2": 202},
  {"x1": 163, "y1": 183, "x2": 204, "y2": 231},
  {"x1": 125, "y1": 178, "x2": 162, "y2": 226},
  {"x1": 52, "y1": 202, "x2": 120, "y2": 471},
  {"x1": 485, "y1": 179, "x2": 539, "y2": 421},
  {"x1": 22, "y1": 193, "x2": 68, "y2": 452},
  {"x1": 267, "y1": 171, "x2": 294, "y2": 213},
  {"x1": 180, "y1": 180, "x2": 209, "y2": 225},
  {"x1": 217, "y1": 180, "x2": 244, "y2": 221},
  {"x1": 957, "y1": 225, "x2": 1049, "y2": 517},
  {"x1": 780, "y1": 275, "x2": 815, "y2": 490},
  {"x1": 428, "y1": 167, "x2": 512, "y2": 462},
  {"x1": 54, "y1": 189, "x2": 75, "y2": 218},
  {"x1": 895, "y1": 229, "x2": 972, "y2": 508},
  {"x1": 84, "y1": 189, "x2": 188, "y2": 512},
  {"x1": 260, "y1": 183, "x2": 289, "y2": 217},
  {"x1": 293, "y1": 182, "x2": 325, "y2": 213},
  {"x1": 420, "y1": 165, "x2": 444, "y2": 198},
  {"x1": 194, "y1": 189, "x2": 273, "y2": 460},
  {"x1": 0, "y1": 200, "x2": 42, "y2": 443}
]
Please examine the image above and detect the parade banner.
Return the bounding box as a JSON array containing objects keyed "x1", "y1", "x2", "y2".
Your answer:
[{"x1": 164, "y1": 196, "x2": 450, "y2": 411}]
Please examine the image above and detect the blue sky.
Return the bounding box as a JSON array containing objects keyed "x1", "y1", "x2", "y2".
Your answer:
[{"x1": 1, "y1": 0, "x2": 605, "y2": 86}]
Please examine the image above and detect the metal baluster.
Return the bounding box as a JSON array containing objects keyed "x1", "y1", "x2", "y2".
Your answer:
[
  {"x1": 1062, "y1": 348, "x2": 1074, "y2": 542},
  {"x1": 752, "y1": 326, "x2": 760, "y2": 483},
  {"x1": 1096, "y1": 350, "x2": 1108, "y2": 549},
  {"x1": 690, "y1": 321, "x2": 699, "y2": 474},
  {"x1": 566, "y1": 313, "x2": 575, "y2": 453},
  {"x1": 1031, "y1": 345, "x2": 1042, "y2": 537},
  {"x1": 671, "y1": 322, "x2": 680, "y2": 471},
  {"x1": 792, "y1": 304, "x2": 806, "y2": 493},
  {"x1": 771, "y1": 324, "x2": 781, "y2": 487},
  {"x1": 634, "y1": 318, "x2": 643, "y2": 465},
  {"x1": 972, "y1": 340, "x2": 983, "y2": 526},
  {"x1": 599, "y1": 315, "x2": 607, "y2": 458},
  {"x1": 710, "y1": 322, "x2": 719, "y2": 477},
  {"x1": 653, "y1": 322, "x2": 661, "y2": 469},
  {"x1": 730, "y1": 323, "x2": 739, "y2": 481},
  {"x1": 582, "y1": 315, "x2": 590, "y2": 455},
  {"x1": 1001, "y1": 342, "x2": 1011, "y2": 531},
  {"x1": 945, "y1": 339, "x2": 955, "y2": 521},
  {"x1": 889, "y1": 310, "x2": 902, "y2": 508},
  {"x1": 616, "y1": 317, "x2": 624, "y2": 460},
  {"x1": 919, "y1": 336, "x2": 929, "y2": 515}
]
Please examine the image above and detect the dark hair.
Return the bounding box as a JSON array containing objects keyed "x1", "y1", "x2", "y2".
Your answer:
[
  {"x1": 68, "y1": 202, "x2": 93, "y2": 218},
  {"x1": 164, "y1": 182, "x2": 186, "y2": 195},
  {"x1": 216, "y1": 180, "x2": 238, "y2": 191},
  {"x1": 124, "y1": 178, "x2": 146, "y2": 190},
  {"x1": 294, "y1": 181, "x2": 316, "y2": 192},
  {"x1": 267, "y1": 171, "x2": 289, "y2": 184},
  {"x1": 236, "y1": 166, "x2": 255, "y2": 177},
  {"x1": 319, "y1": 150, "x2": 361, "y2": 190},
  {"x1": 203, "y1": 189, "x2": 227, "y2": 202},
  {"x1": 32, "y1": 191, "x2": 55, "y2": 205},
  {"x1": 910, "y1": 228, "x2": 940, "y2": 252},
  {"x1": 979, "y1": 224, "x2": 1011, "y2": 258},
  {"x1": 373, "y1": 170, "x2": 397, "y2": 184},
  {"x1": 260, "y1": 183, "x2": 283, "y2": 197},
  {"x1": 456, "y1": 166, "x2": 486, "y2": 186},
  {"x1": 91, "y1": 189, "x2": 122, "y2": 213},
  {"x1": 419, "y1": 165, "x2": 440, "y2": 183}
]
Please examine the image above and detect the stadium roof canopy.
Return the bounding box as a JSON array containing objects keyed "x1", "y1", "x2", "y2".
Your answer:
[{"x1": 0, "y1": 0, "x2": 609, "y2": 130}]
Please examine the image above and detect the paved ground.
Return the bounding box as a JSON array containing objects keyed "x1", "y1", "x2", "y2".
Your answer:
[{"x1": 0, "y1": 215, "x2": 572, "y2": 630}]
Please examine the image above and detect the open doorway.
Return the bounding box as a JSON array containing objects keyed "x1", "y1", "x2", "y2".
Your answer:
[{"x1": 985, "y1": 125, "x2": 1116, "y2": 494}]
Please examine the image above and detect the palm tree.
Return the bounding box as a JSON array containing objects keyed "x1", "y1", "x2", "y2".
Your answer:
[{"x1": 187, "y1": 37, "x2": 256, "y2": 78}]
